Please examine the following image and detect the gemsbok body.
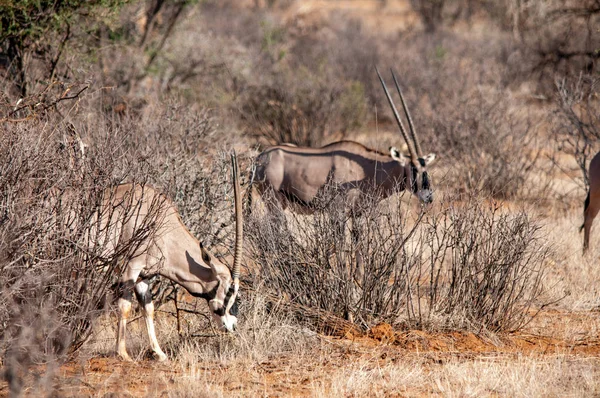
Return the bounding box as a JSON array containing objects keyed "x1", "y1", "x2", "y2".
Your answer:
[
  {"x1": 248, "y1": 68, "x2": 436, "y2": 213},
  {"x1": 581, "y1": 150, "x2": 600, "y2": 253},
  {"x1": 103, "y1": 154, "x2": 242, "y2": 361}
]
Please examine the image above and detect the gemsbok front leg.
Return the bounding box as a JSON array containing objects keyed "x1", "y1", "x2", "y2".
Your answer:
[{"x1": 134, "y1": 279, "x2": 168, "y2": 361}]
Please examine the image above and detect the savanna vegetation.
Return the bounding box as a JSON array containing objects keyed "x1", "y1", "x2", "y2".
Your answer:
[{"x1": 1, "y1": 0, "x2": 599, "y2": 396}]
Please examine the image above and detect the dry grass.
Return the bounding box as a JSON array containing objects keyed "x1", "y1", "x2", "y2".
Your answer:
[
  {"x1": 539, "y1": 208, "x2": 600, "y2": 311},
  {"x1": 314, "y1": 354, "x2": 600, "y2": 397},
  {"x1": 34, "y1": 329, "x2": 600, "y2": 397}
]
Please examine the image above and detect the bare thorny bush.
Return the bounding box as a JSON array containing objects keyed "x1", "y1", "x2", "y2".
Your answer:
[
  {"x1": 0, "y1": 85, "x2": 242, "y2": 392},
  {"x1": 436, "y1": 88, "x2": 541, "y2": 199},
  {"x1": 0, "y1": 119, "x2": 170, "y2": 394},
  {"x1": 247, "y1": 185, "x2": 549, "y2": 334},
  {"x1": 239, "y1": 69, "x2": 366, "y2": 147},
  {"x1": 552, "y1": 75, "x2": 600, "y2": 191}
]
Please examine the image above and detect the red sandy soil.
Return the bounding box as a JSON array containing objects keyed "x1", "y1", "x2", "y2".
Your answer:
[{"x1": 1, "y1": 309, "x2": 598, "y2": 397}]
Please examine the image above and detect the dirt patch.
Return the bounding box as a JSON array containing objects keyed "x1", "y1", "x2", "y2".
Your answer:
[
  {"x1": 369, "y1": 322, "x2": 396, "y2": 342},
  {"x1": 357, "y1": 329, "x2": 600, "y2": 356},
  {"x1": 340, "y1": 311, "x2": 600, "y2": 356}
]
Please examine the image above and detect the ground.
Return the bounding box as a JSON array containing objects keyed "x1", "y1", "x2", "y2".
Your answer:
[{"x1": 3, "y1": 309, "x2": 598, "y2": 397}]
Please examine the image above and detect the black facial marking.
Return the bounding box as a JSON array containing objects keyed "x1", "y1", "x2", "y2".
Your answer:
[
  {"x1": 422, "y1": 171, "x2": 430, "y2": 190},
  {"x1": 219, "y1": 284, "x2": 238, "y2": 316},
  {"x1": 190, "y1": 281, "x2": 220, "y2": 301},
  {"x1": 213, "y1": 307, "x2": 226, "y2": 316},
  {"x1": 191, "y1": 282, "x2": 239, "y2": 318},
  {"x1": 411, "y1": 164, "x2": 419, "y2": 193},
  {"x1": 230, "y1": 298, "x2": 239, "y2": 316},
  {"x1": 201, "y1": 249, "x2": 211, "y2": 264}
]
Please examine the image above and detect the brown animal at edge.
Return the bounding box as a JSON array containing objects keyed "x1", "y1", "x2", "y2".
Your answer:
[{"x1": 582, "y1": 150, "x2": 600, "y2": 254}]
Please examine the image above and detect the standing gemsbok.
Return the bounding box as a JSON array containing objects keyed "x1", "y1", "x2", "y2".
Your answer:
[
  {"x1": 105, "y1": 153, "x2": 242, "y2": 361},
  {"x1": 248, "y1": 67, "x2": 436, "y2": 213},
  {"x1": 581, "y1": 150, "x2": 600, "y2": 254}
]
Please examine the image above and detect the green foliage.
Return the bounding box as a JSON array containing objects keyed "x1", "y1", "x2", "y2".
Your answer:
[
  {"x1": 0, "y1": 0, "x2": 129, "y2": 95},
  {"x1": 0, "y1": 0, "x2": 127, "y2": 44},
  {"x1": 260, "y1": 19, "x2": 287, "y2": 62},
  {"x1": 434, "y1": 44, "x2": 446, "y2": 60}
]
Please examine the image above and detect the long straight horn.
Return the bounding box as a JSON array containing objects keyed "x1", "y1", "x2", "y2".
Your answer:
[
  {"x1": 375, "y1": 66, "x2": 418, "y2": 162},
  {"x1": 391, "y1": 68, "x2": 422, "y2": 157},
  {"x1": 231, "y1": 151, "x2": 242, "y2": 284}
]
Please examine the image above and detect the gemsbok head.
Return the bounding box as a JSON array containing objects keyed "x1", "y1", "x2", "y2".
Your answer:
[
  {"x1": 247, "y1": 67, "x2": 436, "y2": 214},
  {"x1": 107, "y1": 153, "x2": 242, "y2": 361}
]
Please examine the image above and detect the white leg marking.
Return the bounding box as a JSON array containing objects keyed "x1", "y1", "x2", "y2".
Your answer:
[
  {"x1": 135, "y1": 281, "x2": 168, "y2": 361},
  {"x1": 116, "y1": 297, "x2": 133, "y2": 361},
  {"x1": 142, "y1": 301, "x2": 168, "y2": 361}
]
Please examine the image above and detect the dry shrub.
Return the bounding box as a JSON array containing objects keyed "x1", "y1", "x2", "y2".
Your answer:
[
  {"x1": 239, "y1": 69, "x2": 366, "y2": 147},
  {"x1": 436, "y1": 89, "x2": 540, "y2": 199},
  {"x1": 412, "y1": 195, "x2": 550, "y2": 332},
  {"x1": 0, "y1": 118, "x2": 169, "y2": 394},
  {"x1": 512, "y1": 0, "x2": 600, "y2": 96},
  {"x1": 376, "y1": 31, "x2": 542, "y2": 199},
  {"x1": 247, "y1": 187, "x2": 549, "y2": 333},
  {"x1": 289, "y1": 16, "x2": 382, "y2": 108},
  {"x1": 552, "y1": 74, "x2": 600, "y2": 189},
  {"x1": 0, "y1": 84, "x2": 237, "y2": 393}
]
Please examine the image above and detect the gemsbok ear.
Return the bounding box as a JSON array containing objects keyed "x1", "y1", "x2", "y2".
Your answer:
[
  {"x1": 389, "y1": 146, "x2": 407, "y2": 165},
  {"x1": 423, "y1": 153, "x2": 436, "y2": 166}
]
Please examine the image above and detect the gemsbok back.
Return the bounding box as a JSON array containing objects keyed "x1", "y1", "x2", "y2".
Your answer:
[
  {"x1": 104, "y1": 153, "x2": 242, "y2": 361},
  {"x1": 581, "y1": 150, "x2": 600, "y2": 254},
  {"x1": 248, "y1": 67, "x2": 436, "y2": 213}
]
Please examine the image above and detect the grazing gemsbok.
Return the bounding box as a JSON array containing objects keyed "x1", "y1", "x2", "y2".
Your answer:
[
  {"x1": 581, "y1": 150, "x2": 600, "y2": 254},
  {"x1": 248, "y1": 67, "x2": 436, "y2": 213},
  {"x1": 110, "y1": 153, "x2": 242, "y2": 361}
]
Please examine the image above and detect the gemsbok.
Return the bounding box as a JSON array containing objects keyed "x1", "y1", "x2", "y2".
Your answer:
[
  {"x1": 248, "y1": 67, "x2": 436, "y2": 213},
  {"x1": 106, "y1": 153, "x2": 242, "y2": 361},
  {"x1": 581, "y1": 150, "x2": 600, "y2": 254}
]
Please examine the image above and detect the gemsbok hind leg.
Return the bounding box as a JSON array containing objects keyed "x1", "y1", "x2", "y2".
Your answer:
[
  {"x1": 134, "y1": 279, "x2": 168, "y2": 361},
  {"x1": 116, "y1": 260, "x2": 145, "y2": 361},
  {"x1": 116, "y1": 280, "x2": 135, "y2": 361}
]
